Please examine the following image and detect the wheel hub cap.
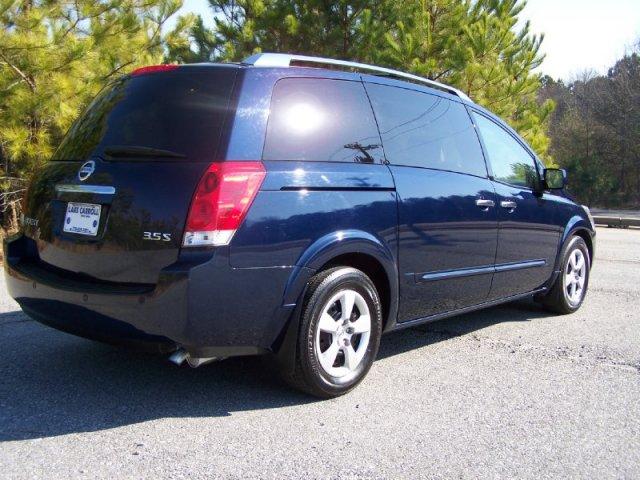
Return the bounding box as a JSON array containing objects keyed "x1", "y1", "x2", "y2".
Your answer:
[
  {"x1": 564, "y1": 248, "x2": 587, "y2": 307},
  {"x1": 314, "y1": 288, "x2": 372, "y2": 378}
]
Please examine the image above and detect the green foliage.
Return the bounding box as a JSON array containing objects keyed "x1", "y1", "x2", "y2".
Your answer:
[
  {"x1": 540, "y1": 49, "x2": 640, "y2": 207},
  {"x1": 380, "y1": 0, "x2": 555, "y2": 161},
  {"x1": 0, "y1": 0, "x2": 190, "y2": 179},
  {"x1": 171, "y1": 0, "x2": 553, "y2": 161},
  {"x1": 194, "y1": 0, "x2": 394, "y2": 61},
  {"x1": 165, "y1": 13, "x2": 217, "y2": 62}
]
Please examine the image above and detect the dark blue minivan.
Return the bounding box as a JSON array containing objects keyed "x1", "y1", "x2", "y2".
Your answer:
[{"x1": 4, "y1": 54, "x2": 595, "y2": 397}]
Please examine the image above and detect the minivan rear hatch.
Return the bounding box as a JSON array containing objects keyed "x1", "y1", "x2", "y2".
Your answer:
[{"x1": 20, "y1": 65, "x2": 238, "y2": 285}]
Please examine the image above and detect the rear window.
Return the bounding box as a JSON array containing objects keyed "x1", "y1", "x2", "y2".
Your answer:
[
  {"x1": 263, "y1": 78, "x2": 384, "y2": 163},
  {"x1": 365, "y1": 83, "x2": 487, "y2": 177},
  {"x1": 53, "y1": 67, "x2": 237, "y2": 161}
]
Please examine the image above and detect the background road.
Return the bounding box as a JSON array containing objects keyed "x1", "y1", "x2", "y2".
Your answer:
[
  {"x1": 592, "y1": 209, "x2": 640, "y2": 219},
  {"x1": 0, "y1": 227, "x2": 638, "y2": 479}
]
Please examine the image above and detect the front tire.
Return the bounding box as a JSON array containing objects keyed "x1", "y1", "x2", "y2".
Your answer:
[
  {"x1": 283, "y1": 267, "x2": 383, "y2": 398},
  {"x1": 540, "y1": 236, "x2": 591, "y2": 314}
]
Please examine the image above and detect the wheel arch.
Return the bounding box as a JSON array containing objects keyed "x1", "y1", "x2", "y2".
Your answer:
[
  {"x1": 573, "y1": 229, "x2": 594, "y2": 264},
  {"x1": 284, "y1": 230, "x2": 398, "y2": 332},
  {"x1": 274, "y1": 230, "x2": 399, "y2": 374},
  {"x1": 316, "y1": 252, "x2": 393, "y2": 332},
  {"x1": 560, "y1": 216, "x2": 595, "y2": 266},
  {"x1": 546, "y1": 217, "x2": 595, "y2": 289}
]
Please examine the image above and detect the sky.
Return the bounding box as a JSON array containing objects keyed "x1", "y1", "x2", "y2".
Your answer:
[
  {"x1": 521, "y1": 0, "x2": 639, "y2": 80},
  {"x1": 172, "y1": 0, "x2": 640, "y2": 81}
]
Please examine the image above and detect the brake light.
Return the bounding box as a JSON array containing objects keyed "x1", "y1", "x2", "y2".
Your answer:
[
  {"x1": 131, "y1": 64, "x2": 179, "y2": 76},
  {"x1": 183, "y1": 162, "x2": 266, "y2": 247}
]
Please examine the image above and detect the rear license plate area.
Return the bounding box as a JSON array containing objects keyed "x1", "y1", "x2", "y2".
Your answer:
[{"x1": 63, "y1": 202, "x2": 102, "y2": 236}]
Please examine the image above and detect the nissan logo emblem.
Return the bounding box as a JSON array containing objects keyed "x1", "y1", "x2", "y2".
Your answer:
[{"x1": 78, "y1": 160, "x2": 95, "y2": 182}]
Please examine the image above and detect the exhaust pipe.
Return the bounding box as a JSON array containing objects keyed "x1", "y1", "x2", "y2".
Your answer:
[
  {"x1": 168, "y1": 348, "x2": 188, "y2": 366},
  {"x1": 169, "y1": 348, "x2": 218, "y2": 368}
]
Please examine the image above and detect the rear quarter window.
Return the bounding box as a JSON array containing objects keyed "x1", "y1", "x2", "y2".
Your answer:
[
  {"x1": 365, "y1": 83, "x2": 487, "y2": 177},
  {"x1": 53, "y1": 67, "x2": 238, "y2": 161},
  {"x1": 263, "y1": 78, "x2": 384, "y2": 163}
]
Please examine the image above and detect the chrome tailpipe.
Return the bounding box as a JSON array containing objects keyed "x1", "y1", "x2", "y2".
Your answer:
[
  {"x1": 169, "y1": 348, "x2": 218, "y2": 368},
  {"x1": 168, "y1": 349, "x2": 188, "y2": 366}
]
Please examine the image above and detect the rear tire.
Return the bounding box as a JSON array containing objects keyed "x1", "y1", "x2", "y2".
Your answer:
[
  {"x1": 539, "y1": 236, "x2": 591, "y2": 314},
  {"x1": 281, "y1": 267, "x2": 383, "y2": 398}
]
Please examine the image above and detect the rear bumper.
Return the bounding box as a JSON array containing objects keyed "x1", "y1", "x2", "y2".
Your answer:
[{"x1": 4, "y1": 234, "x2": 299, "y2": 357}]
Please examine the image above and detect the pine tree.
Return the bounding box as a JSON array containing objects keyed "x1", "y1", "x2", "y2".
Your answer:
[
  {"x1": 0, "y1": 0, "x2": 189, "y2": 180},
  {"x1": 185, "y1": 0, "x2": 395, "y2": 61},
  {"x1": 363, "y1": 0, "x2": 555, "y2": 161}
]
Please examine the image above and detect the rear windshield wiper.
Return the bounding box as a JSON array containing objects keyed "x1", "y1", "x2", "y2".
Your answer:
[{"x1": 102, "y1": 145, "x2": 186, "y2": 160}]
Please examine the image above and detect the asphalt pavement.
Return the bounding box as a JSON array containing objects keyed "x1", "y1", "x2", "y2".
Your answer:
[{"x1": 0, "y1": 227, "x2": 638, "y2": 479}]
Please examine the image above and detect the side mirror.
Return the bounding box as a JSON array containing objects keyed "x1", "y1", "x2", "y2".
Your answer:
[{"x1": 544, "y1": 168, "x2": 567, "y2": 190}]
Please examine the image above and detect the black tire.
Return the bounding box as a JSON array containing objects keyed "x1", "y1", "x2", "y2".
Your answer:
[
  {"x1": 281, "y1": 267, "x2": 383, "y2": 398},
  {"x1": 539, "y1": 236, "x2": 591, "y2": 314}
]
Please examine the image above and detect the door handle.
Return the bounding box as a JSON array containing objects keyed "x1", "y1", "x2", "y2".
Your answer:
[
  {"x1": 500, "y1": 200, "x2": 517, "y2": 209},
  {"x1": 475, "y1": 199, "x2": 495, "y2": 208}
]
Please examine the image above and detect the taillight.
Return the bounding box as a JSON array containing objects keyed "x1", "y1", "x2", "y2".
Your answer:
[
  {"x1": 183, "y1": 162, "x2": 266, "y2": 247},
  {"x1": 131, "y1": 64, "x2": 179, "y2": 76}
]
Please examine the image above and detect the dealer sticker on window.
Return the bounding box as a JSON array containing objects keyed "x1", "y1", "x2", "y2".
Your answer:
[{"x1": 63, "y1": 202, "x2": 101, "y2": 236}]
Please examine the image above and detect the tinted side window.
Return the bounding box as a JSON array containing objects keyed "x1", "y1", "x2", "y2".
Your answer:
[
  {"x1": 263, "y1": 78, "x2": 383, "y2": 163},
  {"x1": 473, "y1": 113, "x2": 538, "y2": 188},
  {"x1": 365, "y1": 83, "x2": 486, "y2": 177}
]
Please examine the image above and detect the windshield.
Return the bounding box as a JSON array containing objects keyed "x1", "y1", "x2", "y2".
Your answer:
[{"x1": 53, "y1": 66, "x2": 238, "y2": 161}]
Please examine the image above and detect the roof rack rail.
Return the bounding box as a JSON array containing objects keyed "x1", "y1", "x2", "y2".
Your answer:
[{"x1": 242, "y1": 53, "x2": 472, "y2": 102}]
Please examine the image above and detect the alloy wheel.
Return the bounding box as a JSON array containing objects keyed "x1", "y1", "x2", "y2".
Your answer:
[
  {"x1": 314, "y1": 288, "x2": 372, "y2": 378},
  {"x1": 564, "y1": 248, "x2": 587, "y2": 307}
]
